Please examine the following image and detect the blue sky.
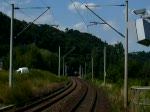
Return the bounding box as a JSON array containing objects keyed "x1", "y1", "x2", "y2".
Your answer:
[{"x1": 0, "y1": 0, "x2": 150, "y2": 52}]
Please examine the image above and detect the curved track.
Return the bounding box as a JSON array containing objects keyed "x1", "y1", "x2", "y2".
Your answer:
[
  {"x1": 16, "y1": 77, "x2": 76, "y2": 112},
  {"x1": 2, "y1": 77, "x2": 111, "y2": 112}
]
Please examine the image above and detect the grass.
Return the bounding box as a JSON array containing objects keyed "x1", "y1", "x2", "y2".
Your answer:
[
  {"x1": 86, "y1": 78, "x2": 150, "y2": 112},
  {"x1": 0, "y1": 69, "x2": 69, "y2": 107}
]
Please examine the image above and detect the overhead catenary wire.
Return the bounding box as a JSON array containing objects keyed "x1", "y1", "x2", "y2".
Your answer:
[
  {"x1": 69, "y1": 0, "x2": 88, "y2": 28},
  {"x1": 15, "y1": 1, "x2": 50, "y2": 25},
  {"x1": 3, "y1": 0, "x2": 11, "y2": 5},
  {"x1": 15, "y1": 7, "x2": 50, "y2": 38},
  {"x1": 17, "y1": 9, "x2": 32, "y2": 20},
  {"x1": 15, "y1": 6, "x2": 50, "y2": 10},
  {"x1": 18, "y1": 0, "x2": 22, "y2": 6},
  {"x1": 39, "y1": 0, "x2": 51, "y2": 14},
  {"x1": 82, "y1": 1, "x2": 125, "y2": 34},
  {"x1": 40, "y1": 0, "x2": 58, "y2": 27},
  {"x1": 86, "y1": 4, "x2": 125, "y2": 8},
  {"x1": 83, "y1": 0, "x2": 92, "y2": 33},
  {"x1": 15, "y1": 0, "x2": 22, "y2": 8},
  {"x1": 41, "y1": 0, "x2": 47, "y2": 6},
  {"x1": 77, "y1": 0, "x2": 100, "y2": 36},
  {"x1": 17, "y1": 9, "x2": 40, "y2": 24},
  {"x1": 85, "y1": 5, "x2": 125, "y2": 38}
]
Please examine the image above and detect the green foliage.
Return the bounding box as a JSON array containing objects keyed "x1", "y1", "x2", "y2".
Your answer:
[
  {"x1": 4, "y1": 44, "x2": 58, "y2": 74},
  {"x1": 106, "y1": 51, "x2": 150, "y2": 84},
  {"x1": 0, "y1": 69, "x2": 68, "y2": 106},
  {"x1": 106, "y1": 58, "x2": 124, "y2": 83},
  {"x1": 88, "y1": 77, "x2": 150, "y2": 112},
  {"x1": 0, "y1": 9, "x2": 150, "y2": 112},
  {"x1": 0, "y1": 12, "x2": 150, "y2": 81},
  {"x1": 85, "y1": 72, "x2": 92, "y2": 80},
  {"x1": 0, "y1": 12, "x2": 127, "y2": 78},
  {"x1": 13, "y1": 44, "x2": 41, "y2": 69}
]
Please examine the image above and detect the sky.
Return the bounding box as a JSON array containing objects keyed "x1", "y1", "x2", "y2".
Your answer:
[{"x1": 0, "y1": 0, "x2": 150, "y2": 52}]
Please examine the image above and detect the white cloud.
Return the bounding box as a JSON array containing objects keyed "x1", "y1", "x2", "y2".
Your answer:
[
  {"x1": 68, "y1": 2, "x2": 96, "y2": 13},
  {"x1": 102, "y1": 21, "x2": 118, "y2": 31},
  {"x1": 81, "y1": 3, "x2": 97, "y2": 10},
  {"x1": 73, "y1": 22, "x2": 87, "y2": 32},
  {"x1": 57, "y1": 25, "x2": 67, "y2": 32},
  {"x1": 68, "y1": 2, "x2": 80, "y2": 12},
  {"x1": 35, "y1": 13, "x2": 53, "y2": 24}
]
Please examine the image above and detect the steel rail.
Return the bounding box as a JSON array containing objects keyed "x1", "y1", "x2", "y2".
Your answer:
[{"x1": 25, "y1": 77, "x2": 77, "y2": 112}]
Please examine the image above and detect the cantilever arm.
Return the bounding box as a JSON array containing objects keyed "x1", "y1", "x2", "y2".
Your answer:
[{"x1": 85, "y1": 5, "x2": 125, "y2": 38}]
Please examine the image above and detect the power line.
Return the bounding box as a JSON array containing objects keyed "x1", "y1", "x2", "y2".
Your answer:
[
  {"x1": 85, "y1": 5, "x2": 125, "y2": 38},
  {"x1": 17, "y1": 9, "x2": 40, "y2": 24},
  {"x1": 83, "y1": 0, "x2": 88, "y2": 4},
  {"x1": 78, "y1": 0, "x2": 97, "y2": 36},
  {"x1": 86, "y1": 4, "x2": 125, "y2": 8},
  {"x1": 15, "y1": 7, "x2": 50, "y2": 38},
  {"x1": 15, "y1": 6, "x2": 50, "y2": 24},
  {"x1": 3, "y1": 0, "x2": 11, "y2": 5},
  {"x1": 41, "y1": 0, "x2": 47, "y2": 6},
  {"x1": 48, "y1": 9, "x2": 58, "y2": 26},
  {"x1": 40, "y1": 0, "x2": 58, "y2": 27},
  {"x1": 15, "y1": 0, "x2": 22, "y2": 8},
  {"x1": 17, "y1": 9, "x2": 32, "y2": 20},
  {"x1": 15, "y1": 6, "x2": 50, "y2": 10},
  {"x1": 69, "y1": 0, "x2": 88, "y2": 27},
  {"x1": 18, "y1": 0, "x2": 22, "y2": 5},
  {"x1": 83, "y1": 0, "x2": 92, "y2": 34}
]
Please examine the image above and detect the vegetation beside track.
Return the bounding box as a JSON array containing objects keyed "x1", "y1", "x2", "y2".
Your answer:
[
  {"x1": 0, "y1": 69, "x2": 69, "y2": 107},
  {"x1": 86, "y1": 76, "x2": 150, "y2": 112}
]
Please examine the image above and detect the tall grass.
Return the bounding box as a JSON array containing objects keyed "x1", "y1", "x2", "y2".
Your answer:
[
  {"x1": 86, "y1": 78, "x2": 150, "y2": 112},
  {"x1": 0, "y1": 69, "x2": 68, "y2": 107}
]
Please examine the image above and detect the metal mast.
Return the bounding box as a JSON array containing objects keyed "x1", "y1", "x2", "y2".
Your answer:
[
  {"x1": 9, "y1": 4, "x2": 14, "y2": 88},
  {"x1": 124, "y1": 0, "x2": 129, "y2": 109}
]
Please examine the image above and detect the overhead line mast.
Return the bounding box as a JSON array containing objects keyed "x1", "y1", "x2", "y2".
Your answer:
[
  {"x1": 85, "y1": 2, "x2": 129, "y2": 110},
  {"x1": 9, "y1": 4, "x2": 50, "y2": 88}
]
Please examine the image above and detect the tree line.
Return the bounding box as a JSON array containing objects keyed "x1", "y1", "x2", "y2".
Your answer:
[{"x1": 0, "y1": 12, "x2": 150, "y2": 84}]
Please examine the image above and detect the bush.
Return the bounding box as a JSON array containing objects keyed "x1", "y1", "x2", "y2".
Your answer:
[{"x1": 0, "y1": 69, "x2": 68, "y2": 107}]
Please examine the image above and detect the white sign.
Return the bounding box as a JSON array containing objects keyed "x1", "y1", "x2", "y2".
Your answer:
[{"x1": 128, "y1": 19, "x2": 150, "y2": 46}]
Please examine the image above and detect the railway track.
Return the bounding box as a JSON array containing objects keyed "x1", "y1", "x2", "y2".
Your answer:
[
  {"x1": 72, "y1": 79, "x2": 97, "y2": 112},
  {"x1": 15, "y1": 77, "x2": 76, "y2": 112},
  {"x1": 1, "y1": 77, "x2": 111, "y2": 112}
]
